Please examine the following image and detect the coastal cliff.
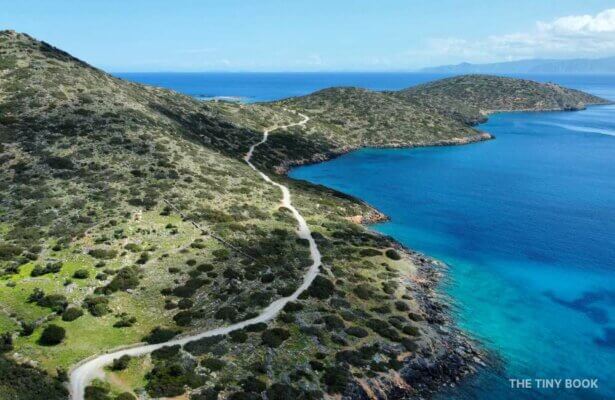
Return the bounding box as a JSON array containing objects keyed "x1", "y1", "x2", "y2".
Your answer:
[{"x1": 0, "y1": 31, "x2": 607, "y2": 400}]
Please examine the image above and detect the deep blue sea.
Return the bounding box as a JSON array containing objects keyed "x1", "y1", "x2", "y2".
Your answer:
[{"x1": 119, "y1": 72, "x2": 615, "y2": 399}]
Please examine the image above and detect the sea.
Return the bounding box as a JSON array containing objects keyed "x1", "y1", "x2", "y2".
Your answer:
[{"x1": 117, "y1": 72, "x2": 615, "y2": 399}]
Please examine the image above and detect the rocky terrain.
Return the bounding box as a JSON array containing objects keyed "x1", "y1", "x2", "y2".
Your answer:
[{"x1": 0, "y1": 31, "x2": 608, "y2": 400}]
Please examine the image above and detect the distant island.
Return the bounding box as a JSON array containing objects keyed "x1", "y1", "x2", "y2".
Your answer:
[
  {"x1": 421, "y1": 56, "x2": 615, "y2": 75},
  {"x1": 0, "y1": 30, "x2": 609, "y2": 400}
]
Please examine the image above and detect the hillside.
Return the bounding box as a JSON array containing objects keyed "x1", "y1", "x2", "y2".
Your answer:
[
  {"x1": 396, "y1": 75, "x2": 609, "y2": 125},
  {"x1": 0, "y1": 31, "x2": 483, "y2": 400}
]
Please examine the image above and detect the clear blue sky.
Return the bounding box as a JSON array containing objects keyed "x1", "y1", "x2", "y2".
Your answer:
[{"x1": 3, "y1": 1, "x2": 615, "y2": 72}]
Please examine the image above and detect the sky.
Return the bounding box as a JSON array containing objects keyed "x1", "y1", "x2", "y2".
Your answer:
[{"x1": 2, "y1": 0, "x2": 615, "y2": 72}]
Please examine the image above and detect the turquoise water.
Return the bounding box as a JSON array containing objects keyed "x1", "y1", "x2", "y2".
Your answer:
[
  {"x1": 290, "y1": 85, "x2": 615, "y2": 398},
  {"x1": 120, "y1": 72, "x2": 615, "y2": 398}
]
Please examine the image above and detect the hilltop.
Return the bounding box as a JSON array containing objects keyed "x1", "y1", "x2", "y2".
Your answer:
[
  {"x1": 396, "y1": 74, "x2": 608, "y2": 124},
  {"x1": 0, "y1": 31, "x2": 607, "y2": 400}
]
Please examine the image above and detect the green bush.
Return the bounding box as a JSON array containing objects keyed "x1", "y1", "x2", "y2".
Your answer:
[
  {"x1": 72, "y1": 269, "x2": 89, "y2": 279},
  {"x1": 229, "y1": 329, "x2": 248, "y2": 343},
  {"x1": 183, "y1": 335, "x2": 224, "y2": 356},
  {"x1": 353, "y1": 284, "x2": 374, "y2": 300},
  {"x1": 89, "y1": 248, "x2": 118, "y2": 260},
  {"x1": 322, "y1": 366, "x2": 351, "y2": 394},
  {"x1": 261, "y1": 328, "x2": 290, "y2": 348},
  {"x1": 0, "y1": 333, "x2": 13, "y2": 352},
  {"x1": 173, "y1": 311, "x2": 194, "y2": 326},
  {"x1": 104, "y1": 266, "x2": 140, "y2": 292},
  {"x1": 83, "y1": 296, "x2": 110, "y2": 316},
  {"x1": 323, "y1": 315, "x2": 345, "y2": 330},
  {"x1": 36, "y1": 294, "x2": 68, "y2": 313},
  {"x1": 110, "y1": 355, "x2": 131, "y2": 371},
  {"x1": 345, "y1": 326, "x2": 369, "y2": 338},
  {"x1": 307, "y1": 276, "x2": 335, "y2": 299},
  {"x1": 200, "y1": 357, "x2": 225, "y2": 371},
  {"x1": 240, "y1": 376, "x2": 267, "y2": 393},
  {"x1": 62, "y1": 307, "x2": 84, "y2": 322},
  {"x1": 394, "y1": 301, "x2": 410, "y2": 311},
  {"x1": 214, "y1": 306, "x2": 237, "y2": 322},
  {"x1": 115, "y1": 393, "x2": 136, "y2": 400},
  {"x1": 143, "y1": 327, "x2": 179, "y2": 344},
  {"x1": 359, "y1": 248, "x2": 382, "y2": 257},
  {"x1": 0, "y1": 242, "x2": 23, "y2": 260},
  {"x1": 39, "y1": 325, "x2": 65, "y2": 346},
  {"x1": 385, "y1": 249, "x2": 401, "y2": 260},
  {"x1": 113, "y1": 314, "x2": 137, "y2": 328},
  {"x1": 402, "y1": 325, "x2": 420, "y2": 336}
]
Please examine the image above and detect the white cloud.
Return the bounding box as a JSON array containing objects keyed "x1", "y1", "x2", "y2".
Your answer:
[
  {"x1": 538, "y1": 8, "x2": 615, "y2": 34},
  {"x1": 415, "y1": 8, "x2": 615, "y2": 64}
]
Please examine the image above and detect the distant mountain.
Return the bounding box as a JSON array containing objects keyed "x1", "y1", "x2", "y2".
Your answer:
[{"x1": 422, "y1": 57, "x2": 615, "y2": 74}]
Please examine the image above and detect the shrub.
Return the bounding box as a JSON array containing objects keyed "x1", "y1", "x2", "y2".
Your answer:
[
  {"x1": 345, "y1": 326, "x2": 369, "y2": 338},
  {"x1": 173, "y1": 311, "x2": 193, "y2": 326},
  {"x1": 401, "y1": 339, "x2": 418, "y2": 351},
  {"x1": 283, "y1": 302, "x2": 304, "y2": 313},
  {"x1": 114, "y1": 315, "x2": 137, "y2": 328},
  {"x1": 20, "y1": 321, "x2": 36, "y2": 336},
  {"x1": 261, "y1": 328, "x2": 290, "y2": 348},
  {"x1": 214, "y1": 306, "x2": 237, "y2": 322},
  {"x1": 143, "y1": 327, "x2": 179, "y2": 344},
  {"x1": 30, "y1": 262, "x2": 63, "y2": 277},
  {"x1": 37, "y1": 294, "x2": 68, "y2": 313},
  {"x1": 0, "y1": 243, "x2": 22, "y2": 260},
  {"x1": 62, "y1": 307, "x2": 84, "y2": 322},
  {"x1": 89, "y1": 249, "x2": 118, "y2": 260},
  {"x1": 39, "y1": 325, "x2": 65, "y2": 346},
  {"x1": 151, "y1": 345, "x2": 180, "y2": 360},
  {"x1": 244, "y1": 322, "x2": 267, "y2": 332},
  {"x1": 394, "y1": 301, "x2": 410, "y2": 311},
  {"x1": 0, "y1": 333, "x2": 13, "y2": 352},
  {"x1": 177, "y1": 299, "x2": 193, "y2": 310},
  {"x1": 408, "y1": 312, "x2": 424, "y2": 321},
  {"x1": 322, "y1": 366, "x2": 351, "y2": 394},
  {"x1": 110, "y1": 355, "x2": 131, "y2": 371},
  {"x1": 385, "y1": 249, "x2": 401, "y2": 260},
  {"x1": 84, "y1": 385, "x2": 110, "y2": 400},
  {"x1": 229, "y1": 329, "x2": 248, "y2": 343},
  {"x1": 83, "y1": 296, "x2": 110, "y2": 316},
  {"x1": 72, "y1": 269, "x2": 89, "y2": 279},
  {"x1": 104, "y1": 266, "x2": 140, "y2": 293},
  {"x1": 359, "y1": 248, "x2": 382, "y2": 257},
  {"x1": 240, "y1": 376, "x2": 267, "y2": 393},
  {"x1": 323, "y1": 315, "x2": 345, "y2": 330},
  {"x1": 197, "y1": 356, "x2": 224, "y2": 372},
  {"x1": 402, "y1": 325, "x2": 420, "y2": 336},
  {"x1": 183, "y1": 335, "x2": 225, "y2": 356},
  {"x1": 116, "y1": 393, "x2": 136, "y2": 400},
  {"x1": 353, "y1": 284, "x2": 374, "y2": 300},
  {"x1": 307, "y1": 276, "x2": 335, "y2": 299}
]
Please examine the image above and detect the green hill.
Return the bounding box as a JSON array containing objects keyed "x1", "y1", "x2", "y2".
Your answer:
[{"x1": 396, "y1": 74, "x2": 609, "y2": 124}]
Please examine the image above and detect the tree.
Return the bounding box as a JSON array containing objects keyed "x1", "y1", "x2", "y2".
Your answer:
[{"x1": 39, "y1": 325, "x2": 66, "y2": 346}]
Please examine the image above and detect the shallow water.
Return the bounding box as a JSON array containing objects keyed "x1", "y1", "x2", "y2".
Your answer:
[{"x1": 290, "y1": 84, "x2": 615, "y2": 399}]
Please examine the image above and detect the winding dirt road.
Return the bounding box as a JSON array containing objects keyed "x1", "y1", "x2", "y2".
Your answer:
[{"x1": 69, "y1": 112, "x2": 318, "y2": 399}]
